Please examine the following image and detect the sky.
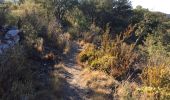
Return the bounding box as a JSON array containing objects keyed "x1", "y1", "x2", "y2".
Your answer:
[{"x1": 131, "y1": 0, "x2": 170, "y2": 14}]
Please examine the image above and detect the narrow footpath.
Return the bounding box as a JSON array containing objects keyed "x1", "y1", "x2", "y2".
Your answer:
[{"x1": 55, "y1": 41, "x2": 90, "y2": 100}]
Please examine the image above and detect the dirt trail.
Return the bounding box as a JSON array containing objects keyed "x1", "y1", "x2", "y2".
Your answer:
[{"x1": 55, "y1": 41, "x2": 89, "y2": 100}]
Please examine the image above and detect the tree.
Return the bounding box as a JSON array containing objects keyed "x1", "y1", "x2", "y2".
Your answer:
[
  {"x1": 79, "y1": 0, "x2": 97, "y2": 23},
  {"x1": 112, "y1": 0, "x2": 132, "y2": 18},
  {"x1": 79, "y1": 0, "x2": 132, "y2": 30},
  {"x1": 53, "y1": 0, "x2": 78, "y2": 21},
  {"x1": 134, "y1": 11, "x2": 166, "y2": 46},
  {"x1": 111, "y1": 0, "x2": 133, "y2": 29},
  {"x1": 79, "y1": 0, "x2": 113, "y2": 24}
]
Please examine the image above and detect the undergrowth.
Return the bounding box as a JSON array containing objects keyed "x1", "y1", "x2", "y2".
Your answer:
[{"x1": 78, "y1": 26, "x2": 139, "y2": 78}]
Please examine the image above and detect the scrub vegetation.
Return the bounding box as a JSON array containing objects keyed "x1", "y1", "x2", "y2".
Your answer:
[{"x1": 0, "y1": 0, "x2": 170, "y2": 99}]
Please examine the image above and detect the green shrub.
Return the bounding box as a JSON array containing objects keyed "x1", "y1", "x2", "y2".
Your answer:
[{"x1": 66, "y1": 7, "x2": 89, "y2": 30}]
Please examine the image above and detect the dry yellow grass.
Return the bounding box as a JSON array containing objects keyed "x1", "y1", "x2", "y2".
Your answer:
[
  {"x1": 79, "y1": 69, "x2": 119, "y2": 99},
  {"x1": 79, "y1": 69, "x2": 170, "y2": 100},
  {"x1": 142, "y1": 64, "x2": 170, "y2": 88},
  {"x1": 140, "y1": 64, "x2": 170, "y2": 99}
]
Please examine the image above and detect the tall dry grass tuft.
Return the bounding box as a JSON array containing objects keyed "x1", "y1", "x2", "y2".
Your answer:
[
  {"x1": 142, "y1": 65, "x2": 170, "y2": 88},
  {"x1": 140, "y1": 63, "x2": 170, "y2": 99}
]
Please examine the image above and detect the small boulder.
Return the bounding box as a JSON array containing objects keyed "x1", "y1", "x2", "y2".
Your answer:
[{"x1": 5, "y1": 30, "x2": 20, "y2": 39}]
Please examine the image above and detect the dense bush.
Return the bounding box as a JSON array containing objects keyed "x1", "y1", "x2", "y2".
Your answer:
[{"x1": 78, "y1": 27, "x2": 139, "y2": 78}]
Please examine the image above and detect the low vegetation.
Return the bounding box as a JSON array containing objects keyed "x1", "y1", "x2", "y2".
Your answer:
[
  {"x1": 78, "y1": 27, "x2": 139, "y2": 78},
  {"x1": 0, "y1": 0, "x2": 170, "y2": 99}
]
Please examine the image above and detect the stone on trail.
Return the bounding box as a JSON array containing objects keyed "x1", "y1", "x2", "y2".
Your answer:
[
  {"x1": 0, "y1": 28, "x2": 20, "y2": 54},
  {"x1": 5, "y1": 30, "x2": 20, "y2": 39}
]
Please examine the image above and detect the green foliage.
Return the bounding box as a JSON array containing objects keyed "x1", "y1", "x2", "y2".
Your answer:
[
  {"x1": 79, "y1": 0, "x2": 132, "y2": 29},
  {"x1": 66, "y1": 7, "x2": 89, "y2": 30},
  {"x1": 140, "y1": 34, "x2": 170, "y2": 65},
  {"x1": 33, "y1": 0, "x2": 78, "y2": 25},
  {"x1": 132, "y1": 7, "x2": 168, "y2": 46}
]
